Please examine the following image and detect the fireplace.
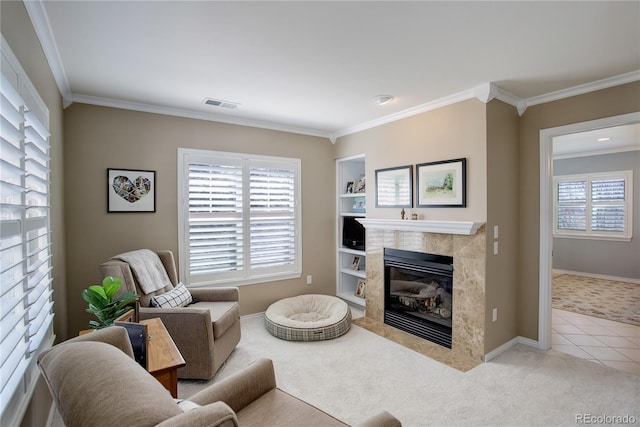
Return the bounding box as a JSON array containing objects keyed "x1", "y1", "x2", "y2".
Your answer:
[{"x1": 384, "y1": 248, "x2": 453, "y2": 348}]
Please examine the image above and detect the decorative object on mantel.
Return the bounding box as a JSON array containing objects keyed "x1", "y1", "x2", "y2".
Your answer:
[
  {"x1": 107, "y1": 168, "x2": 156, "y2": 212},
  {"x1": 401, "y1": 208, "x2": 406, "y2": 219},
  {"x1": 412, "y1": 213, "x2": 418, "y2": 220},
  {"x1": 416, "y1": 158, "x2": 466, "y2": 208},
  {"x1": 81, "y1": 276, "x2": 140, "y2": 329},
  {"x1": 375, "y1": 165, "x2": 413, "y2": 208},
  {"x1": 356, "y1": 218, "x2": 484, "y2": 235}
]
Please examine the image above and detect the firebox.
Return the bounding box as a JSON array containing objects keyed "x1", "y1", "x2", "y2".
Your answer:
[{"x1": 384, "y1": 248, "x2": 453, "y2": 348}]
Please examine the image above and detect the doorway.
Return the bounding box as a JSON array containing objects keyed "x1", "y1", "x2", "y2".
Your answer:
[{"x1": 538, "y1": 111, "x2": 640, "y2": 352}]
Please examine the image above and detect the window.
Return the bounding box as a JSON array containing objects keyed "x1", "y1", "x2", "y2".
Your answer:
[
  {"x1": 178, "y1": 148, "x2": 301, "y2": 286},
  {"x1": 553, "y1": 171, "x2": 633, "y2": 241},
  {"x1": 1, "y1": 37, "x2": 54, "y2": 421}
]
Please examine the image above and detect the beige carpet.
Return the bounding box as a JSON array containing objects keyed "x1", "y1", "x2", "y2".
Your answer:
[
  {"x1": 552, "y1": 274, "x2": 640, "y2": 326},
  {"x1": 178, "y1": 313, "x2": 639, "y2": 427}
]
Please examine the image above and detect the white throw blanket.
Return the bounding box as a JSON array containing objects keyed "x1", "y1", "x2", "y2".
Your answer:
[{"x1": 113, "y1": 249, "x2": 171, "y2": 295}]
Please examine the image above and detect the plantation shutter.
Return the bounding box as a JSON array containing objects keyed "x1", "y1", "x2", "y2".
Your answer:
[
  {"x1": 554, "y1": 171, "x2": 632, "y2": 240},
  {"x1": 1, "y1": 49, "x2": 53, "y2": 418},
  {"x1": 188, "y1": 160, "x2": 244, "y2": 280},
  {"x1": 556, "y1": 180, "x2": 586, "y2": 231},
  {"x1": 591, "y1": 178, "x2": 625, "y2": 232},
  {"x1": 249, "y1": 160, "x2": 296, "y2": 270},
  {"x1": 179, "y1": 149, "x2": 301, "y2": 286}
]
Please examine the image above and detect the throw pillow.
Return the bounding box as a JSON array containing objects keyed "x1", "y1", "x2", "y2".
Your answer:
[{"x1": 150, "y1": 283, "x2": 192, "y2": 308}]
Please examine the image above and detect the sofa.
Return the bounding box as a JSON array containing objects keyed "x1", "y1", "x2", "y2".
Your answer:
[
  {"x1": 37, "y1": 327, "x2": 401, "y2": 427},
  {"x1": 99, "y1": 249, "x2": 241, "y2": 379}
]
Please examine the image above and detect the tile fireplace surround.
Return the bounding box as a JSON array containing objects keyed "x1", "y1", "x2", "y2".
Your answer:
[{"x1": 354, "y1": 219, "x2": 486, "y2": 372}]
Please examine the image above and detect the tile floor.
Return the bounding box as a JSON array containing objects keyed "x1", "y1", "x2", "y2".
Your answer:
[{"x1": 552, "y1": 308, "x2": 640, "y2": 375}]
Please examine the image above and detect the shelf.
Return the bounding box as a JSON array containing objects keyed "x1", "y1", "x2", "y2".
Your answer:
[
  {"x1": 340, "y1": 267, "x2": 366, "y2": 279},
  {"x1": 337, "y1": 292, "x2": 366, "y2": 307},
  {"x1": 340, "y1": 212, "x2": 366, "y2": 217},
  {"x1": 340, "y1": 193, "x2": 366, "y2": 198},
  {"x1": 339, "y1": 247, "x2": 365, "y2": 256}
]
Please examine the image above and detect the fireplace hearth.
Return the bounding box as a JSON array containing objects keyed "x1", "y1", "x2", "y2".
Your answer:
[{"x1": 384, "y1": 248, "x2": 453, "y2": 348}]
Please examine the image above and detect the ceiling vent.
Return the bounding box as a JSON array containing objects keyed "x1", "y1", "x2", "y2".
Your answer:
[{"x1": 203, "y1": 98, "x2": 240, "y2": 109}]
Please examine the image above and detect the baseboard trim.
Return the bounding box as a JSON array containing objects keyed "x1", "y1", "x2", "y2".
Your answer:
[
  {"x1": 553, "y1": 269, "x2": 640, "y2": 285},
  {"x1": 241, "y1": 312, "x2": 265, "y2": 320},
  {"x1": 484, "y1": 336, "x2": 540, "y2": 362}
]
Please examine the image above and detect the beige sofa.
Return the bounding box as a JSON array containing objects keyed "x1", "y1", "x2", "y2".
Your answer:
[
  {"x1": 99, "y1": 250, "x2": 240, "y2": 379},
  {"x1": 38, "y1": 327, "x2": 401, "y2": 427}
]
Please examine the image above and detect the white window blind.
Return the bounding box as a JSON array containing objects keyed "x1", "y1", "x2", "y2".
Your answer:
[
  {"x1": 1, "y1": 38, "x2": 54, "y2": 421},
  {"x1": 554, "y1": 171, "x2": 633, "y2": 240},
  {"x1": 178, "y1": 149, "x2": 301, "y2": 286}
]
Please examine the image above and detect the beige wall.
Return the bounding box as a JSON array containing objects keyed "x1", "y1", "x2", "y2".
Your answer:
[
  {"x1": 335, "y1": 98, "x2": 488, "y2": 223},
  {"x1": 1, "y1": 2, "x2": 65, "y2": 426},
  {"x1": 63, "y1": 104, "x2": 336, "y2": 335},
  {"x1": 518, "y1": 81, "x2": 640, "y2": 340},
  {"x1": 485, "y1": 100, "x2": 520, "y2": 352}
]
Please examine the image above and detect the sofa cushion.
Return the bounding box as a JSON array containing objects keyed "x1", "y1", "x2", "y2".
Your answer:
[
  {"x1": 38, "y1": 341, "x2": 182, "y2": 427},
  {"x1": 194, "y1": 301, "x2": 240, "y2": 339},
  {"x1": 150, "y1": 283, "x2": 193, "y2": 308},
  {"x1": 236, "y1": 389, "x2": 346, "y2": 426}
]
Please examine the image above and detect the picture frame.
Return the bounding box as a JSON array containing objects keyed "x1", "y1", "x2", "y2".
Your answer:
[
  {"x1": 355, "y1": 279, "x2": 366, "y2": 299},
  {"x1": 355, "y1": 175, "x2": 366, "y2": 193},
  {"x1": 351, "y1": 256, "x2": 361, "y2": 271},
  {"x1": 345, "y1": 181, "x2": 354, "y2": 194},
  {"x1": 416, "y1": 158, "x2": 466, "y2": 208},
  {"x1": 107, "y1": 168, "x2": 156, "y2": 213},
  {"x1": 375, "y1": 165, "x2": 413, "y2": 208}
]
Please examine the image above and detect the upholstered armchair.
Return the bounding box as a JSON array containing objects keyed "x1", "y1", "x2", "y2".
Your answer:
[
  {"x1": 38, "y1": 327, "x2": 401, "y2": 427},
  {"x1": 99, "y1": 249, "x2": 240, "y2": 380}
]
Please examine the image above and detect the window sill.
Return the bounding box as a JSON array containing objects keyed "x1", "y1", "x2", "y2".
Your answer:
[{"x1": 553, "y1": 233, "x2": 632, "y2": 242}]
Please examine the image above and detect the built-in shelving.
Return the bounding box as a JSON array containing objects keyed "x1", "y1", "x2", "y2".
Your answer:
[{"x1": 336, "y1": 154, "x2": 366, "y2": 308}]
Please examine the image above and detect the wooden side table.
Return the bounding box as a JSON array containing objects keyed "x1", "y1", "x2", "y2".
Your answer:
[
  {"x1": 140, "y1": 318, "x2": 186, "y2": 398},
  {"x1": 80, "y1": 317, "x2": 185, "y2": 397}
]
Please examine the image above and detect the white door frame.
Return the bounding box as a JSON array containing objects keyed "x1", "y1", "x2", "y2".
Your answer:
[{"x1": 538, "y1": 111, "x2": 640, "y2": 350}]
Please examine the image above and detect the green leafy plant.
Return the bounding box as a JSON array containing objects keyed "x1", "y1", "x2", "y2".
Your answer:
[{"x1": 81, "y1": 276, "x2": 139, "y2": 329}]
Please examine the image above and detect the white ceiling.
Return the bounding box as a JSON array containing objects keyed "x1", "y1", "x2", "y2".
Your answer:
[{"x1": 31, "y1": 1, "x2": 640, "y2": 141}]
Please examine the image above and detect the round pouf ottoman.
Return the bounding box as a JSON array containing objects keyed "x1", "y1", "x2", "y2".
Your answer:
[{"x1": 265, "y1": 294, "x2": 352, "y2": 341}]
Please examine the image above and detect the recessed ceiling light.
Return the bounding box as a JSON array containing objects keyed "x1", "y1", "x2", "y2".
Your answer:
[
  {"x1": 373, "y1": 95, "x2": 395, "y2": 106},
  {"x1": 597, "y1": 137, "x2": 611, "y2": 142}
]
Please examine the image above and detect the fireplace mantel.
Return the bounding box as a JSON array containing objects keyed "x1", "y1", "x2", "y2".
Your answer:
[{"x1": 356, "y1": 218, "x2": 484, "y2": 235}]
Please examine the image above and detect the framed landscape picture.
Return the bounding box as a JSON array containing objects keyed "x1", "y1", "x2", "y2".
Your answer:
[{"x1": 416, "y1": 158, "x2": 466, "y2": 208}]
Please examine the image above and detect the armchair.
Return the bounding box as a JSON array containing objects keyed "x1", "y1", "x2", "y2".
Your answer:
[
  {"x1": 99, "y1": 249, "x2": 240, "y2": 380},
  {"x1": 37, "y1": 327, "x2": 401, "y2": 427}
]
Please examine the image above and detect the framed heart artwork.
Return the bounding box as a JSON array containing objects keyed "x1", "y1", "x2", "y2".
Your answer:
[{"x1": 107, "y1": 168, "x2": 156, "y2": 213}]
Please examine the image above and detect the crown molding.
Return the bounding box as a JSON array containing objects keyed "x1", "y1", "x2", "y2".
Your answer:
[
  {"x1": 331, "y1": 87, "x2": 478, "y2": 141},
  {"x1": 523, "y1": 70, "x2": 640, "y2": 110},
  {"x1": 23, "y1": 0, "x2": 73, "y2": 107},
  {"x1": 553, "y1": 145, "x2": 640, "y2": 160},
  {"x1": 71, "y1": 94, "x2": 334, "y2": 140}
]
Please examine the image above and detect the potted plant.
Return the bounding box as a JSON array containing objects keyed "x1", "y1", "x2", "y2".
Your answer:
[{"x1": 81, "y1": 276, "x2": 139, "y2": 329}]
